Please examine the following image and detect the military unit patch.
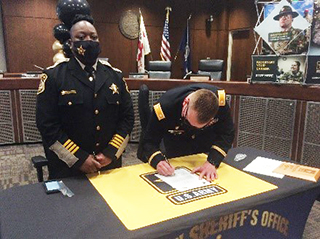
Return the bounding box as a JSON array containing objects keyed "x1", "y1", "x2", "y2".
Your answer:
[{"x1": 37, "y1": 73, "x2": 48, "y2": 95}]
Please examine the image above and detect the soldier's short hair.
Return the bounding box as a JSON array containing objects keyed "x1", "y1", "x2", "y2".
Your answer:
[
  {"x1": 295, "y1": 61, "x2": 301, "y2": 68},
  {"x1": 191, "y1": 89, "x2": 219, "y2": 124}
]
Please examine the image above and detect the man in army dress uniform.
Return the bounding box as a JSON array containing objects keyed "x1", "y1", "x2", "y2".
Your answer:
[
  {"x1": 36, "y1": 15, "x2": 134, "y2": 179},
  {"x1": 138, "y1": 84, "x2": 235, "y2": 182},
  {"x1": 280, "y1": 60, "x2": 303, "y2": 83},
  {"x1": 269, "y1": 5, "x2": 308, "y2": 55}
]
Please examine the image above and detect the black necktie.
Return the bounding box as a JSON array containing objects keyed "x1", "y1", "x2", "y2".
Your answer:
[
  {"x1": 84, "y1": 65, "x2": 94, "y2": 76},
  {"x1": 84, "y1": 66, "x2": 95, "y2": 90}
]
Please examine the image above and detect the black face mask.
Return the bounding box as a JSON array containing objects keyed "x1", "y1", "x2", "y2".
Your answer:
[
  {"x1": 72, "y1": 40, "x2": 101, "y2": 66},
  {"x1": 181, "y1": 118, "x2": 198, "y2": 133}
]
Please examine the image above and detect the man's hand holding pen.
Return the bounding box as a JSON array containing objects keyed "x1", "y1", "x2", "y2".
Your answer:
[{"x1": 156, "y1": 155, "x2": 175, "y2": 176}]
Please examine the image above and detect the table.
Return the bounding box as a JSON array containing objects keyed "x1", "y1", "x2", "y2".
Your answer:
[{"x1": 0, "y1": 147, "x2": 319, "y2": 239}]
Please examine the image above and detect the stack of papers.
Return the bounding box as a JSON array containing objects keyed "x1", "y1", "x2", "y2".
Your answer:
[{"x1": 243, "y1": 156, "x2": 284, "y2": 178}]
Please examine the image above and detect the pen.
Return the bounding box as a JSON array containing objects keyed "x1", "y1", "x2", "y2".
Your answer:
[
  {"x1": 163, "y1": 154, "x2": 171, "y2": 166},
  {"x1": 164, "y1": 154, "x2": 175, "y2": 175},
  {"x1": 93, "y1": 151, "x2": 97, "y2": 160}
]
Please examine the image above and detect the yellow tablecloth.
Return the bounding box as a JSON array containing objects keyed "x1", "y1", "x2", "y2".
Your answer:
[{"x1": 88, "y1": 154, "x2": 277, "y2": 230}]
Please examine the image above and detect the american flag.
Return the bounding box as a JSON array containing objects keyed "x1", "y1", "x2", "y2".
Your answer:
[{"x1": 160, "y1": 12, "x2": 171, "y2": 61}]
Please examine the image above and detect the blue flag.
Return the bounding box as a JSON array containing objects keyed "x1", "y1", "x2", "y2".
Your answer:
[{"x1": 179, "y1": 19, "x2": 191, "y2": 76}]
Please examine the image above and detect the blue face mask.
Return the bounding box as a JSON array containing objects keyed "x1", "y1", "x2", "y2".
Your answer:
[{"x1": 72, "y1": 40, "x2": 101, "y2": 66}]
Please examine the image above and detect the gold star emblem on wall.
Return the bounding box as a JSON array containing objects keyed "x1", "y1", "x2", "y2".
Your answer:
[
  {"x1": 77, "y1": 45, "x2": 86, "y2": 56},
  {"x1": 109, "y1": 83, "x2": 119, "y2": 94}
]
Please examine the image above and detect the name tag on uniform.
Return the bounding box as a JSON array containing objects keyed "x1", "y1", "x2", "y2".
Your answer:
[
  {"x1": 61, "y1": 90, "x2": 77, "y2": 95},
  {"x1": 168, "y1": 129, "x2": 185, "y2": 135}
]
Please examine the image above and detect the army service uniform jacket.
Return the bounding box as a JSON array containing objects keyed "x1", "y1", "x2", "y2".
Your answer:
[
  {"x1": 142, "y1": 84, "x2": 235, "y2": 169},
  {"x1": 280, "y1": 70, "x2": 303, "y2": 83},
  {"x1": 36, "y1": 57, "x2": 134, "y2": 179}
]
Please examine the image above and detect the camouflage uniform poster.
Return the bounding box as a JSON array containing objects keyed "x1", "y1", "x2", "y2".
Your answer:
[
  {"x1": 306, "y1": 0, "x2": 320, "y2": 55},
  {"x1": 305, "y1": 1, "x2": 320, "y2": 84},
  {"x1": 277, "y1": 55, "x2": 306, "y2": 83},
  {"x1": 254, "y1": 0, "x2": 311, "y2": 55},
  {"x1": 251, "y1": 55, "x2": 306, "y2": 83}
]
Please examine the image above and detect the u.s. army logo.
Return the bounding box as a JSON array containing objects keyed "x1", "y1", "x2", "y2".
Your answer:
[
  {"x1": 140, "y1": 166, "x2": 227, "y2": 205},
  {"x1": 37, "y1": 73, "x2": 48, "y2": 95}
]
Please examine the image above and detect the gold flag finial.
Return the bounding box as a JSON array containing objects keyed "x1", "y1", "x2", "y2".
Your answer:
[{"x1": 165, "y1": 6, "x2": 172, "y2": 19}]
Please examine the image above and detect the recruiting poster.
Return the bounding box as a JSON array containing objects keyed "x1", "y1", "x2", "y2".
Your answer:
[
  {"x1": 251, "y1": 55, "x2": 306, "y2": 83},
  {"x1": 255, "y1": 0, "x2": 311, "y2": 55},
  {"x1": 278, "y1": 55, "x2": 306, "y2": 83},
  {"x1": 305, "y1": 0, "x2": 320, "y2": 83},
  {"x1": 252, "y1": 0, "x2": 315, "y2": 84},
  {"x1": 251, "y1": 55, "x2": 278, "y2": 82}
]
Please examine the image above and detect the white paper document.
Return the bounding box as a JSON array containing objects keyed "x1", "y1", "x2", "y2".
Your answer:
[
  {"x1": 155, "y1": 168, "x2": 210, "y2": 191},
  {"x1": 243, "y1": 156, "x2": 285, "y2": 178}
]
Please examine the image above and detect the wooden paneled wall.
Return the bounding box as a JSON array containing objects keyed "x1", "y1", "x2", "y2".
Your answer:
[{"x1": 1, "y1": 0, "x2": 256, "y2": 80}]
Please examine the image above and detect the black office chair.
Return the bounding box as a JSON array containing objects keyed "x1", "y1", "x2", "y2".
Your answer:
[
  {"x1": 137, "y1": 84, "x2": 151, "y2": 162},
  {"x1": 147, "y1": 61, "x2": 171, "y2": 79},
  {"x1": 31, "y1": 155, "x2": 48, "y2": 182},
  {"x1": 198, "y1": 59, "x2": 224, "y2": 80}
]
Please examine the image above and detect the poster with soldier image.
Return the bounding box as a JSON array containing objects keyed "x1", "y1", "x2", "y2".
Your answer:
[
  {"x1": 277, "y1": 55, "x2": 306, "y2": 83},
  {"x1": 305, "y1": 0, "x2": 320, "y2": 84},
  {"x1": 308, "y1": 0, "x2": 320, "y2": 55},
  {"x1": 255, "y1": 0, "x2": 311, "y2": 55},
  {"x1": 251, "y1": 55, "x2": 306, "y2": 83}
]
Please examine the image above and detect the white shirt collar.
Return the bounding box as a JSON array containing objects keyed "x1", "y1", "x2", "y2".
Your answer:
[{"x1": 74, "y1": 57, "x2": 98, "y2": 71}]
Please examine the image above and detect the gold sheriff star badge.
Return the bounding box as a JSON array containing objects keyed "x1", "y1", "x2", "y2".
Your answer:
[
  {"x1": 109, "y1": 83, "x2": 119, "y2": 94},
  {"x1": 77, "y1": 45, "x2": 86, "y2": 56}
]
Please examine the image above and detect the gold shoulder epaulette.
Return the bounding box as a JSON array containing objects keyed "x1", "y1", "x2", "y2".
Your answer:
[
  {"x1": 217, "y1": 90, "x2": 226, "y2": 106},
  {"x1": 122, "y1": 78, "x2": 130, "y2": 93},
  {"x1": 153, "y1": 103, "x2": 165, "y2": 121},
  {"x1": 37, "y1": 73, "x2": 48, "y2": 95},
  {"x1": 99, "y1": 59, "x2": 122, "y2": 73},
  {"x1": 46, "y1": 58, "x2": 70, "y2": 70}
]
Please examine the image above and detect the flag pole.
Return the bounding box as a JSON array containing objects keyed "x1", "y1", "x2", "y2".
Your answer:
[
  {"x1": 173, "y1": 14, "x2": 192, "y2": 61},
  {"x1": 160, "y1": 6, "x2": 172, "y2": 61}
]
